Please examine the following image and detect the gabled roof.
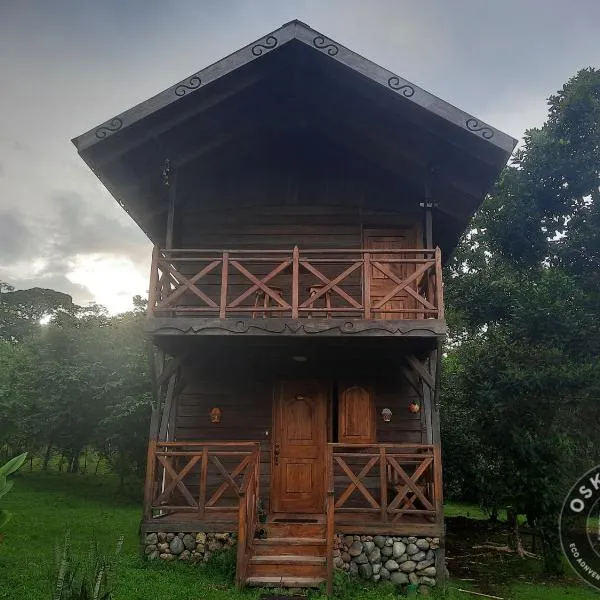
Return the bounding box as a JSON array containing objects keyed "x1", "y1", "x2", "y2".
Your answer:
[{"x1": 72, "y1": 20, "x2": 516, "y2": 251}]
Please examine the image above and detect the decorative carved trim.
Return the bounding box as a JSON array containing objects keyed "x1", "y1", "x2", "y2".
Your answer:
[
  {"x1": 312, "y1": 35, "x2": 339, "y2": 56},
  {"x1": 174, "y1": 74, "x2": 202, "y2": 97},
  {"x1": 387, "y1": 76, "x2": 415, "y2": 98},
  {"x1": 465, "y1": 118, "x2": 494, "y2": 139},
  {"x1": 251, "y1": 35, "x2": 278, "y2": 56},
  {"x1": 95, "y1": 118, "x2": 123, "y2": 139},
  {"x1": 147, "y1": 317, "x2": 446, "y2": 338}
]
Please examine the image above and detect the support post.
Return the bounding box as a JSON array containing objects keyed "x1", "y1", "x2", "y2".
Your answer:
[
  {"x1": 291, "y1": 245, "x2": 299, "y2": 319},
  {"x1": 163, "y1": 159, "x2": 177, "y2": 249}
]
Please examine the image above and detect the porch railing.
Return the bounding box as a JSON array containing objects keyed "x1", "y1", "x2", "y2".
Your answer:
[
  {"x1": 143, "y1": 441, "x2": 260, "y2": 519},
  {"x1": 148, "y1": 246, "x2": 444, "y2": 320},
  {"x1": 328, "y1": 443, "x2": 443, "y2": 524}
]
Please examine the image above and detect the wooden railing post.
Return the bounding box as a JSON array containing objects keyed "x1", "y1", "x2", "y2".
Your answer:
[
  {"x1": 143, "y1": 439, "x2": 157, "y2": 520},
  {"x1": 363, "y1": 251, "x2": 372, "y2": 319},
  {"x1": 326, "y1": 445, "x2": 335, "y2": 597},
  {"x1": 435, "y1": 247, "x2": 444, "y2": 320},
  {"x1": 433, "y1": 443, "x2": 444, "y2": 527},
  {"x1": 220, "y1": 252, "x2": 229, "y2": 319},
  {"x1": 148, "y1": 245, "x2": 160, "y2": 316},
  {"x1": 291, "y1": 246, "x2": 299, "y2": 319},
  {"x1": 379, "y1": 446, "x2": 388, "y2": 522},
  {"x1": 198, "y1": 447, "x2": 208, "y2": 519}
]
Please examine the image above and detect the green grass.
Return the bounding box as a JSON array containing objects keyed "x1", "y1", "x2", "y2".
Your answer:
[{"x1": 1, "y1": 472, "x2": 599, "y2": 599}]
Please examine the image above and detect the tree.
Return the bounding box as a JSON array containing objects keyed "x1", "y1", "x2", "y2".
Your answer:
[{"x1": 442, "y1": 68, "x2": 600, "y2": 572}]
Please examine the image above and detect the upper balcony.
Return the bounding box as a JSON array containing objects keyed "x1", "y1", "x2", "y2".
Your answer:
[{"x1": 146, "y1": 246, "x2": 446, "y2": 339}]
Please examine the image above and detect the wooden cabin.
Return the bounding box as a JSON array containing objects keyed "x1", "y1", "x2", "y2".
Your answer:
[{"x1": 73, "y1": 21, "x2": 515, "y2": 592}]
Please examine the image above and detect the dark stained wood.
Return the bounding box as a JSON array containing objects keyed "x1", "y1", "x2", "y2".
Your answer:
[
  {"x1": 338, "y1": 385, "x2": 375, "y2": 445},
  {"x1": 271, "y1": 382, "x2": 327, "y2": 514}
]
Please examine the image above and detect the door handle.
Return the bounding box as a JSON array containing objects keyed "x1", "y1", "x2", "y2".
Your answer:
[{"x1": 274, "y1": 443, "x2": 280, "y2": 466}]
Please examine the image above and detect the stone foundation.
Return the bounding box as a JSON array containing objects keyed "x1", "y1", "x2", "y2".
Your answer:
[
  {"x1": 334, "y1": 534, "x2": 440, "y2": 589},
  {"x1": 143, "y1": 530, "x2": 441, "y2": 590},
  {"x1": 143, "y1": 531, "x2": 235, "y2": 562}
]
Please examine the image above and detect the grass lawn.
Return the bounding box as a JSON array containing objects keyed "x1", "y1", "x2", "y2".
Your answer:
[{"x1": 1, "y1": 472, "x2": 599, "y2": 599}]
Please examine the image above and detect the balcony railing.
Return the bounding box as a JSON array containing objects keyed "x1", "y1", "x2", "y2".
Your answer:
[
  {"x1": 148, "y1": 246, "x2": 444, "y2": 321},
  {"x1": 329, "y1": 443, "x2": 443, "y2": 524}
]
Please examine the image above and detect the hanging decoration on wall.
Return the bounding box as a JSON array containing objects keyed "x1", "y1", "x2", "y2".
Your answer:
[
  {"x1": 210, "y1": 407, "x2": 222, "y2": 423},
  {"x1": 381, "y1": 408, "x2": 392, "y2": 422},
  {"x1": 408, "y1": 400, "x2": 421, "y2": 414}
]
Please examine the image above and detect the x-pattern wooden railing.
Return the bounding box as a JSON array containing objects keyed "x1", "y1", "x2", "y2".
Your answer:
[
  {"x1": 148, "y1": 246, "x2": 444, "y2": 320},
  {"x1": 145, "y1": 442, "x2": 260, "y2": 518},
  {"x1": 329, "y1": 444, "x2": 442, "y2": 523}
]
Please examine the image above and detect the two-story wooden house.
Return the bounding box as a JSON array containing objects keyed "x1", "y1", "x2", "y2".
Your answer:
[{"x1": 73, "y1": 21, "x2": 515, "y2": 593}]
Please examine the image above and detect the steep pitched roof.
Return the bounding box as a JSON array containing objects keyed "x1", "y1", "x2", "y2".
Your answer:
[{"x1": 72, "y1": 20, "x2": 516, "y2": 249}]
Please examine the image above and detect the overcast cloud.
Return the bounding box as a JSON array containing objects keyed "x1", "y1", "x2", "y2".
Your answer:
[{"x1": 1, "y1": 0, "x2": 599, "y2": 312}]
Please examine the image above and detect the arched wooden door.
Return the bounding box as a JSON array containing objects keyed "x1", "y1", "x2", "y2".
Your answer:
[{"x1": 271, "y1": 382, "x2": 327, "y2": 514}]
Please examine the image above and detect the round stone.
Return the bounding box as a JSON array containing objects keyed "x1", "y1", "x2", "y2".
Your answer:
[
  {"x1": 144, "y1": 544, "x2": 157, "y2": 555},
  {"x1": 412, "y1": 551, "x2": 426, "y2": 562},
  {"x1": 169, "y1": 537, "x2": 184, "y2": 555},
  {"x1": 416, "y1": 539, "x2": 430, "y2": 550},
  {"x1": 397, "y1": 554, "x2": 408, "y2": 563},
  {"x1": 363, "y1": 541, "x2": 375, "y2": 554},
  {"x1": 372, "y1": 574, "x2": 381, "y2": 582},
  {"x1": 367, "y1": 547, "x2": 381, "y2": 563},
  {"x1": 342, "y1": 535, "x2": 354, "y2": 547},
  {"x1": 145, "y1": 533, "x2": 158, "y2": 545},
  {"x1": 157, "y1": 542, "x2": 169, "y2": 552},
  {"x1": 384, "y1": 538, "x2": 394, "y2": 546},
  {"x1": 384, "y1": 559, "x2": 399, "y2": 571},
  {"x1": 342, "y1": 552, "x2": 351, "y2": 563},
  {"x1": 390, "y1": 571, "x2": 409, "y2": 585},
  {"x1": 407, "y1": 537, "x2": 417, "y2": 543},
  {"x1": 182, "y1": 534, "x2": 195, "y2": 551},
  {"x1": 373, "y1": 536, "x2": 386, "y2": 548},
  {"x1": 381, "y1": 546, "x2": 393, "y2": 557},
  {"x1": 157, "y1": 532, "x2": 167, "y2": 543},
  {"x1": 348, "y1": 541, "x2": 363, "y2": 557},
  {"x1": 334, "y1": 556, "x2": 345, "y2": 569},
  {"x1": 179, "y1": 550, "x2": 191, "y2": 560},
  {"x1": 380, "y1": 567, "x2": 390, "y2": 580},
  {"x1": 409, "y1": 572, "x2": 419, "y2": 585},
  {"x1": 354, "y1": 553, "x2": 368, "y2": 565},
  {"x1": 195, "y1": 532, "x2": 206, "y2": 544},
  {"x1": 148, "y1": 550, "x2": 159, "y2": 560},
  {"x1": 359, "y1": 563, "x2": 373, "y2": 579},
  {"x1": 372, "y1": 562, "x2": 382, "y2": 574},
  {"x1": 177, "y1": 532, "x2": 185, "y2": 538},
  {"x1": 400, "y1": 560, "x2": 417, "y2": 572},
  {"x1": 166, "y1": 533, "x2": 175, "y2": 542},
  {"x1": 421, "y1": 576, "x2": 436, "y2": 586},
  {"x1": 406, "y1": 543, "x2": 419, "y2": 555},
  {"x1": 349, "y1": 561, "x2": 358, "y2": 574},
  {"x1": 215, "y1": 533, "x2": 228, "y2": 541},
  {"x1": 196, "y1": 544, "x2": 205, "y2": 553},
  {"x1": 421, "y1": 566, "x2": 437, "y2": 577},
  {"x1": 392, "y1": 541, "x2": 406, "y2": 558},
  {"x1": 416, "y1": 559, "x2": 434, "y2": 570},
  {"x1": 426, "y1": 550, "x2": 435, "y2": 560}
]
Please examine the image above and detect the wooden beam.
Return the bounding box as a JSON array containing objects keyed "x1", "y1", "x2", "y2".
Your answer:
[
  {"x1": 158, "y1": 372, "x2": 177, "y2": 442},
  {"x1": 165, "y1": 167, "x2": 177, "y2": 249},
  {"x1": 406, "y1": 354, "x2": 435, "y2": 391}
]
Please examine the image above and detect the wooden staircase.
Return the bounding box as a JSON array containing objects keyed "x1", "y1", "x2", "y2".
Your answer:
[{"x1": 245, "y1": 521, "x2": 328, "y2": 588}]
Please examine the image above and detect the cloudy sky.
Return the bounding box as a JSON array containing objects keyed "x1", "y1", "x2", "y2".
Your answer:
[{"x1": 1, "y1": 1, "x2": 599, "y2": 313}]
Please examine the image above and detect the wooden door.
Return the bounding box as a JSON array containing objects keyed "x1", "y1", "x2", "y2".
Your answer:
[
  {"x1": 363, "y1": 228, "x2": 421, "y2": 320},
  {"x1": 338, "y1": 385, "x2": 376, "y2": 444},
  {"x1": 271, "y1": 382, "x2": 327, "y2": 514}
]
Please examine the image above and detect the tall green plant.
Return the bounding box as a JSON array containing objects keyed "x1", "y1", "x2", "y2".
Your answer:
[
  {"x1": 53, "y1": 532, "x2": 123, "y2": 600},
  {"x1": 0, "y1": 452, "x2": 27, "y2": 534}
]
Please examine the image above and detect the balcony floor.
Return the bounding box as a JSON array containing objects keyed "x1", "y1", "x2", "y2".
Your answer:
[{"x1": 146, "y1": 316, "x2": 447, "y2": 338}]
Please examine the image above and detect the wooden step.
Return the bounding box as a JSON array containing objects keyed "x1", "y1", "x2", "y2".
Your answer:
[
  {"x1": 264, "y1": 522, "x2": 325, "y2": 538},
  {"x1": 247, "y1": 561, "x2": 326, "y2": 578},
  {"x1": 250, "y1": 554, "x2": 326, "y2": 566},
  {"x1": 253, "y1": 537, "x2": 326, "y2": 556},
  {"x1": 245, "y1": 576, "x2": 326, "y2": 588}
]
